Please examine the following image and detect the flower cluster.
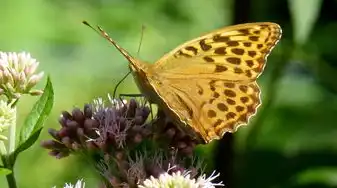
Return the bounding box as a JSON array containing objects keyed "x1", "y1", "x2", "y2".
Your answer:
[
  {"x1": 41, "y1": 98, "x2": 153, "y2": 159},
  {"x1": 42, "y1": 95, "x2": 223, "y2": 187},
  {"x1": 139, "y1": 168, "x2": 223, "y2": 188},
  {"x1": 0, "y1": 100, "x2": 16, "y2": 140},
  {"x1": 0, "y1": 52, "x2": 44, "y2": 100}
]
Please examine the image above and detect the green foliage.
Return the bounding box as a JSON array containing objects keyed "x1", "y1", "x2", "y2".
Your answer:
[
  {"x1": 296, "y1": 168, "x2": 337, "y2": 187},
  {"x1": 15, "y1": 76, "x2": 54, "y2": 160},
  {"x1": 0, "y1": 168, "x2": 11, "y2": 176},
  {"x1": 288, "y1": 0, "x2": 323, "y2": 45}
]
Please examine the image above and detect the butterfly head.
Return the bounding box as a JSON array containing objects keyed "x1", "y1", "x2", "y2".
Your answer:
[
  {"x1": 128, "y1": 59, "x2": 158, "y2": 100},
  {"x1": 127, "y1": 58, "x2": 147, "y2": 73}
]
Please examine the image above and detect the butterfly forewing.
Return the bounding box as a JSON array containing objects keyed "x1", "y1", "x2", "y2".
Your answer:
[{"x1": 154, "y1": 22, "x2": 281, "y2": 81}]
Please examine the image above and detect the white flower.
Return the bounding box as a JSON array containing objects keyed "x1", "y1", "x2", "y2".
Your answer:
[
  {"x1": 138, "y1": 170, "x2": 224, "y2": 188},
  {"x1": 92, "y1": 94, "x2": 127, "y2": 114},
  {"x1": 0, "y1": 51, "x2": 44, "y2": 99},
  {"x1": 53, "y1": 179, "x2": 85, "y2": 188},
  {"x1": 108, "y1": 93, "x2": 127, "y2": 109},
  {"x1": 0, "y1": 100, "x2": 16, "y2": 140}
]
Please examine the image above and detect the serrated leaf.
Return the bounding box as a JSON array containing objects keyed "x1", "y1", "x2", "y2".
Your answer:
[
  {"x1": 15, "y1": 76, "x2": 54, "y2": 157},
  {"x1": 0, "y1": 167, "x2": 12, "y2": 175},
  {"x1": 288, "y1": 0, "x2": 323, "y2": 45}
]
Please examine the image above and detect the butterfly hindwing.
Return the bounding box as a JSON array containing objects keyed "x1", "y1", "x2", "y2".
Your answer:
[{"x1": 154, "y1": 77, "x2": 260, "y2": 142}]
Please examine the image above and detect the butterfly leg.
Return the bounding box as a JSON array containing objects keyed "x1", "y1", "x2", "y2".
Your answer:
[
  {"x1": 118, "y1": 93, "x2": 144, "y2": 107},
  {"x1": 119, "y1": 93, "x2": 144, "y2": 98}
]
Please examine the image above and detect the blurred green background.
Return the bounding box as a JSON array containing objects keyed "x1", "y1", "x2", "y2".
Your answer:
[{"x1": 1, "y1": 0, "x2": 337, "y2": 187}]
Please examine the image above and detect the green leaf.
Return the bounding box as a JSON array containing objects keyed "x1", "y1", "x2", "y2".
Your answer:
[
  {"x1": 295, "y1": 167, "x2": 337, "y2": 187},
  {"x1": 288, "y1": 0, "x2": 323, "y2": 45},
  {"x1": 0, "y1": 167, "x2": 12, "y2": 175},
  {"x1": 14, "y1": 76, "x2": 54, "y2": 157},
  {"x1": 14, "y1": 129, "x2": 43, "y2": 161}
]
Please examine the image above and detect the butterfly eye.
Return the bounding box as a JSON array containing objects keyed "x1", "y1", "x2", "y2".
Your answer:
[{"x1": 152, "y1": 78, "x2": 163, "y2": 86}]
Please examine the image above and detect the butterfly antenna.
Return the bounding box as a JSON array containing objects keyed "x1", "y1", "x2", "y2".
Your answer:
[
  {"x1": 82, "y1": 21, "x2": 136, "y2": 64},
  {"x1": 83, "y1": 21, "x2": 140, "y2": 100},
  {"x1": 137, "y1": 25, "x2": 146, "y2": 57},
  {"x1": 112, "y1": 25, "x2": 146, "y2": 99}
]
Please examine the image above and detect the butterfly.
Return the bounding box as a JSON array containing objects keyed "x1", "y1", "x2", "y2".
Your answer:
[{"x1": 84, "y1": 21, "x2": 282, "y2": 143}]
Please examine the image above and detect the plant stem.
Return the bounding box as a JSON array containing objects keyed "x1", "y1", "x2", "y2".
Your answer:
[
  {"x1": 4, "y1": 102, "x2": 18, "y2": 188},
  {"x1": 1, "y1": 155, "x2": 17, "y2": 188},
  {"x1": 8, "y1": 106, "x2": 16, "y2": 153},
  {"x1": 5, "y1": 169, "x2": 17, "y2": 188}
]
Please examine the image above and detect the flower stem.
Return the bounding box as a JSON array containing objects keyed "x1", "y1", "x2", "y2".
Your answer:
[
  {"x1": 1, "y1": 155, "x2": 17, "y2": 188},
  {"x1": 6, "y1": 173, "x2": 17, "y2": 188},
  {"x1": 3, "y1": 103, "x2": 18, "y2": 188},
  {"x1": 6, "y1": 172, "x2": 17, "y2": 188},
  {"x1": 8, "y1": 106, "x2": 16, "y2": 153}
]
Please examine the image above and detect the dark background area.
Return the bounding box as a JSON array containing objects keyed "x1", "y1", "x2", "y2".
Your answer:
[{"x1": 0, "y1": 0, "x2": 337, "y2": 187}]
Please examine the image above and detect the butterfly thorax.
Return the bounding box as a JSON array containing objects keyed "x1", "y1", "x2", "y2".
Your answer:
[{"x1": 129, "y1": 61, "x2": 160, "y2": 103}]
